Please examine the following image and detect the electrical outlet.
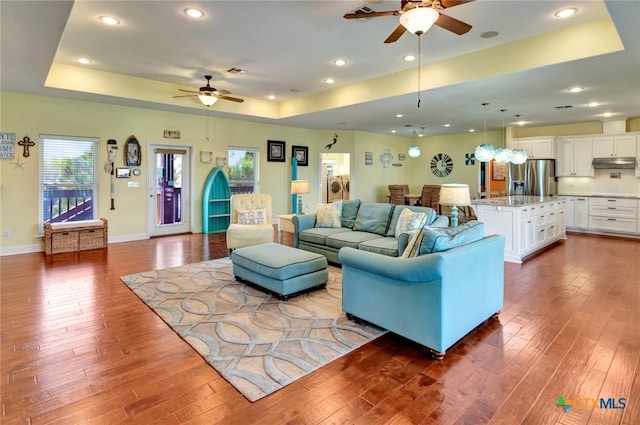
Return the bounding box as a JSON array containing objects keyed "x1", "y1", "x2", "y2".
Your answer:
[{"x1": 2, "y1": 230, "x2": 9, "y2": 238}]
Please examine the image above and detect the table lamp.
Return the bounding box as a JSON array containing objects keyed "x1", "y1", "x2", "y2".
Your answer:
[
  {"x1": 291, "y1": 180, "x2": 310, "y2": 214},
  {"x1": 439, "y1": 183, "x2": 471, "y2": 227}
]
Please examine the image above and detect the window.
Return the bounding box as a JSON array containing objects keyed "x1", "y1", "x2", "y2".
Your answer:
[{"x1": 39, "y1": 135, "x2": 99, "y2": 228}]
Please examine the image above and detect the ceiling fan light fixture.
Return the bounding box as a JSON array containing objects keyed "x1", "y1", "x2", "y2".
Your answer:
[
  {"x1": 198, "y1": 94, "x2": 218, "y2": 107},
  {"x1": 399, "y1": 7, "x2": 439, "y2": 36}
]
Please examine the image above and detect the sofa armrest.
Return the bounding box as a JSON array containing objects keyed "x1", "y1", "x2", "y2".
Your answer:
[
  {"x1": 292, "y1": 214, "x2": 316, "y2": 247},
  {"x1": 430, "y1": 215, "x2": 449, "y2": 228},
  {"x1": 338, "y1": 246, "x2": 444, "y2": 282}
]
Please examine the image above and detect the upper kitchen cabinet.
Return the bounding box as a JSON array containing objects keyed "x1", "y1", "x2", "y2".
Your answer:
[
  {"x1": 592, "y1": 135, "x2": 637, "y2": 158},
  {"x1": 555, "y1": 137, "x2": 594, "y2": 177},
  {"x1": 512, "y1": 137, "x2": 555, "y2": 159}
]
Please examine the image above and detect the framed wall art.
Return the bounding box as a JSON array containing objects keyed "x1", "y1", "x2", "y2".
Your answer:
[
  {"x1": 267, "y1": 140, "x2": 286, "y2": 162},
  {"x1": 292, "y1": 145, "x2": 308, "y2": 166},
  {"x1": 116, "y1": 168, "x2": 131, "y2": 178},
  {"x1": 493, "y1": 162, "x2": 506, "y2": 180},
  {"x1": 125, "y1": 135, "x2": 142, "y2": 166}
]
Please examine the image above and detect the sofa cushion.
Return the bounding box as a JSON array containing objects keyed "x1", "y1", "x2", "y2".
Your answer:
[
  {"x1": 316, "y1": 201, "x2": 343, "y2": 228},
  {"x1": 395, "y1": 208, "x2": 427, "y2": 236},
  {"x1": 299, "y1": 227, "x2": 351, "y2": 245},
  {"x1": 353, "y1": 203, "x2": 393, "y2": 236},
  {"x1": 341, "y1": 199, "x2": 361, "y2": 229},
  {"x1": 386, "y1": 206, "x2": 436, "y2": 237},
  {"x1": 358, "y1": 237, "x2": 400, "y2": 257},
  {"x1": 326, "y1": 231, "x2": 382, "y2": 250},
  {"x1": 418, "y1": 221, "x2": 485, "y2": 255}
]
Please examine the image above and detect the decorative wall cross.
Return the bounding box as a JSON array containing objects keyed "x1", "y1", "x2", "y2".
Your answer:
[{"x1": 18, "y1": 136, "x2": 35, "y2": 157}]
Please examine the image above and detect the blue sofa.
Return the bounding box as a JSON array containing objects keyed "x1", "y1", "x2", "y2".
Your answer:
[
  {"x1": 338, "y1": 231, "x2": 505, "y2": 358},
  {"x1": 293, "y1": 200, "x2": 448, "y2": 264}
]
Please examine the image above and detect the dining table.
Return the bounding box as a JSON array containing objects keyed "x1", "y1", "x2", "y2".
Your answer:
[{"x1": 387, "y1": 193, "x2": 422, "y2": 206}]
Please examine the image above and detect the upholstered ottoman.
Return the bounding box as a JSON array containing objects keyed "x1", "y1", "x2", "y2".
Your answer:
[{"x1": 231, "y1": 242, "x2": 329, "y2": 300}]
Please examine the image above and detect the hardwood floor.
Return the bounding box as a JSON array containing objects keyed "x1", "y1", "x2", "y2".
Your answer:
[{"x1": 2, "y1": 232, "x2": 639, "y2": 424}]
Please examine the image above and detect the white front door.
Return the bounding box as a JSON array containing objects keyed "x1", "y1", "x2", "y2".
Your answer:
[{"x1": 147, "y1": 143, "x2": 191, "y2": 237}]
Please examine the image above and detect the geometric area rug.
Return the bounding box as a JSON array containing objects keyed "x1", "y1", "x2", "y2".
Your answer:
[{"x1": 120, "y1": 257, "x2": 386, "y2": 402}]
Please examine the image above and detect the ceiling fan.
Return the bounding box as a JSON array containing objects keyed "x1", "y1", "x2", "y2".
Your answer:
[
  {"x1": 173, "y1": 75, "x2": 244, "y2": 106},
  {"x1": 343, "y1": 0, "x2": 474, "y2": 43}
]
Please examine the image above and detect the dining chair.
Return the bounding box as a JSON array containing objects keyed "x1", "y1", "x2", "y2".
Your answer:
[
  {"x1": 388, "y1": 185, "x2": 409, "y2": 205},
  {"x1": 420, "y1": 185, "x2": 441, "y2": 212}
]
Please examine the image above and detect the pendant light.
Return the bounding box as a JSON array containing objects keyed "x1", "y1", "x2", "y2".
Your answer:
[
  {"x1": 474, "y1": 103, "x2": 496, "y2": 162},
  {"x1": 495, "y1": 109, "x2": 516, "y2": 164},
  {"x1": 509, "y1": 111, "x2": 528, "y2": 164},
  {"x1": 408, "y1": 129, "x2": 421, "y2": 158}
]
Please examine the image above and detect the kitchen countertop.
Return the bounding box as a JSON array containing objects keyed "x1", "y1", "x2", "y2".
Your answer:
[
  {"x1": 557, "y1": 193, "x2": 640, "y2": 199},
  {"x1": 471, "y1": 196, "x2": 558, "y2": 207}
]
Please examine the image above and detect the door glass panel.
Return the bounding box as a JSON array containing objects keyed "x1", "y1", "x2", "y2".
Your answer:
[{"x1": 156, "y1": 153, "x2": 183, "y2": 225}]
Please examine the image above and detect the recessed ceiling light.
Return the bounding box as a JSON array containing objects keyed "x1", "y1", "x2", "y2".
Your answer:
[
  {"x1": 443, "y1": 124, "x2": 451, "y2": 128},
  {"x1": 184, "y1": 8, "x2": 204, "y2": 18},
  {"x1": 555, "y1": 8, "x2": 578, "y2": 19},
  {"x1": 333, "y1": 59, "x2": 346, "y2": 66},
  {"x1": 396, "y1": 114, "x2": 404, "y2": 118},
  {"x1": 391, "y1": 130, "x2": 397, "y2": 133},
  {"x1": 99, "y1": 16, "x2": 120, "y2": 25},
  {"x1": 418, "y1": 134, "x2": 424, "y2": 138},
  {"x1": 587, "y1": 102, "x2": 600, "y2": 107},
  {"x1": 404, "y1": 55, "x2": 416, "y2": 62},
  {"x1": 517, "y1": 120, "x2": 526, "y2": 126},
  {"x1": 324, "y1": 78, "x2": 335, "y2": 84},
  {"x1": 568, "y1": 86, "x2": 583, "y2": 93},
  {"x1": 469, "y1": 129, "x2": 475, "y2": 132},
  {"x1": 76, "y1": 57, "x2": 92, "y2": 65},
  {"x1": 602, "y1": 112, "x2": 613, "y2": 118},
  {"x1": 268, "y1": 95, "x2": 276, "y2": 100}
]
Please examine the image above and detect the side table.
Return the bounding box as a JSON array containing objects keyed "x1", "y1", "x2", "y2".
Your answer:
[{"x1": 277, "y1": 214, "x2": 296, "y2": 244}]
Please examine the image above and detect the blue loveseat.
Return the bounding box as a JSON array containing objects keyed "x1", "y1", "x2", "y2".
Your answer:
[
  {"x1": 292, "y1": 200, "x2": 448, "y2": 264},
  {"x1": 338, "y1": 225, "x2": 505, "y2": 359}
]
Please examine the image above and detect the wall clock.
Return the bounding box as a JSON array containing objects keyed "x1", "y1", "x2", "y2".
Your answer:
[{"x1": 430, "y1": 153, "x2": 453, "y2": 178}]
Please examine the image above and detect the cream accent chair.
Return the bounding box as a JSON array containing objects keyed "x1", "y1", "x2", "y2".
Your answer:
[{"x1": 226, "y1": 193, "x2": 275, "y2": 251}]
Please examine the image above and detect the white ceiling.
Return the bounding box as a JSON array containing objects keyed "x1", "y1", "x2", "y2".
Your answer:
[{"x1": 1, "y1": 0, "x2": 639, "y2": 136}]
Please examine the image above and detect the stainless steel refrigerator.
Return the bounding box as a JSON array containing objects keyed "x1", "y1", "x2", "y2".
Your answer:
[{"x1": 507, "y1": 159, "x2": 557, "y2": 196}]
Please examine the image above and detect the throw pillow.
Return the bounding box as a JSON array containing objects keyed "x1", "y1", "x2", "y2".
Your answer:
[
  {"x1": 353, "y1": 203, "x2": 393, "y2": 235},
  {"x1": 419, "y1": 221, "x2": 485, "y2": 255},
  {"x1": 237, "y1": 208, "x2": 268, "y2": 225},
  {"x1": 395, "y1": 208, "x2": 427, "y2": 236},
  {"x1": 401, "y1": 229, "x2": 424, "y2": 258},
  {"x1": 341, "y1": 199, "x2": 361, "y2": 228},
  {"x1": 316, "y1": 201, "x2": 343, "y2": 228}
]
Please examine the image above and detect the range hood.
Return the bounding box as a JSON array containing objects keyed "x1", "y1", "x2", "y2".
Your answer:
[{"x1": 592, "y1": 157, "x2": 637, "y2": 169}]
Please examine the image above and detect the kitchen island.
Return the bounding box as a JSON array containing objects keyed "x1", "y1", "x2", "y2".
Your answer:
[{"x1": 471, "y1": 196, "x2": 567, "y2": 263}]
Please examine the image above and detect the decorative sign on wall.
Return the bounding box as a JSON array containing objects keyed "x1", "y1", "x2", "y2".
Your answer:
[
  {"x1": 493, "y1": 162, "x2": 506, "y2": 180},
  {"x1": 379, "y1": 148, "x2": 394, "y2": 168},
  {"x1": 163, "y1": 127, "x2": 181, "y2": 139},
  {"x1": 365, "y1": 151, "x2": 373, "y2": 166},
  {"x1": 0, "y1": 132, "x2": 15, "y2": 159}
]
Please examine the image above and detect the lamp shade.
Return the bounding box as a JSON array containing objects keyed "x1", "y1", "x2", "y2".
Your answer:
[
  {"x1": 439, "y1": 183, "x2": 471, "y2": 206},
  {"x1": 291, "y1": 180, "x2": 310, "y2": 195},
  {"x1": 474, "y1": 144, "x2": 496, "y2": 162},
  {"x1": 399, "y1": 7, "x2": 439, "y2": 35},
  {"x1": 198, "y1": 94, "x2": 218, "y2": 106}
]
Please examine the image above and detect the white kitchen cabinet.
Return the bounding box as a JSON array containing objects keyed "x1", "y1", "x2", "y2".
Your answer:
[
  {"x1": 588, "y1": 197, "x2": 637, "y2": 233},
  {"x1": 555, "y1": 137, "x2": 593, "y2": 177},
  {"x1": 573, "y1": 197, "x2": 589, "y2": 229},
  {"x1": 559, "y1": 197, "x2": 575, "y2": 228},
  {"x1": 472, "y1": 197, "x2": 566, "y2": 263},
  {"x1": 512, "y1": 137, "x2": 555, "y2": 159},
  {"x1": 592, "y1": 135, "x2": 637, "y2": 158}
]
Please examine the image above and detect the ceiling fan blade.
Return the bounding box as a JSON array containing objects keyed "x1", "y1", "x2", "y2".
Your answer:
[
  {"x1": 214, "y1": 89, "x2": 232, "y2": 95},
  {"x1": 384, "y1": 24, "x2": 407, "y2": 44},
  {"x1": 177, "y1": 88, "x2": 199, "y2": 94},
  {"x1": 172, "y1": 94, "x2": 197, "y2": 98},
  {"x1": 343, "y1": 10, "x2": 398, "y2": 19},
  {"x1": 434, "y1": 13, "x2": 472, "y2": 35},
  {"x1": 217, "y1": 95, "x2": 244, "y2": 103},
  {"x1": 438, "y1": 0, "x2": 475, "y2": 9}
]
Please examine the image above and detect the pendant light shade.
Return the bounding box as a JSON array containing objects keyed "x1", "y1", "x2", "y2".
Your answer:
[
  {"x1": 399, "y1": 7, "x2": 439, "y2": 36},
  {"x1": 475, "y1": 144, "x2": 496, "y2": 162},
  {"x1": 511, "y1": 149, "x2": 528, "y2": 164},
  {"x1": 408, "y1": 146, "x2": 421, "y2": 158},
  {"x1": 494, "y1": 147, "x2": 513, "y2": 164}
]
